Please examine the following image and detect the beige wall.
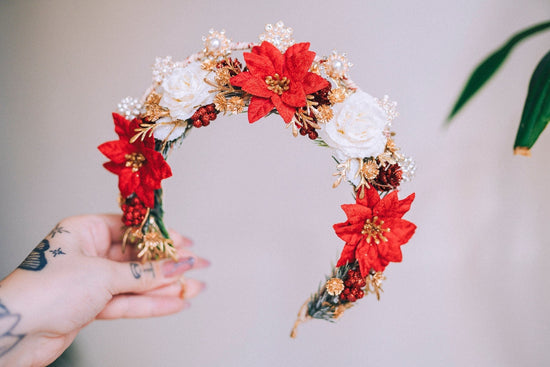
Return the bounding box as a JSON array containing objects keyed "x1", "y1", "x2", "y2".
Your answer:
[{"x1": 1, "y1": 0, "x2": 550, "y2": 365}]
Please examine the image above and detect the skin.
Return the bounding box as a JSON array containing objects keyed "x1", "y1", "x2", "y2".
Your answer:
[{"x1": 0, "y1": 214, "x2": 208, "y2": 367}]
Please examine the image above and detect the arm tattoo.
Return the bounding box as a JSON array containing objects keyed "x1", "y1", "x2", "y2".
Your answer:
[
  {"x1": 0, "y1": 300, "x2": 25, "y2": 359},
  {"x1": 48, "y1": 223, "x2": 69, "y2": 238},
  {"x1": 49, "y1": 248, "x2": 66, "y2": 257},
  {"x1": 130, "y1": 262, "x2": 155, "y2": 279},
  {"x1": 18, "y1": 223, "x2": 70, "y2": 272},
  {"x1": 18, "y1": 240, "x2": 49, "y2": 271}
]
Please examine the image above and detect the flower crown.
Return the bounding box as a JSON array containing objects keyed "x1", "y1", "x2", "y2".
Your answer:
[{"x1": 98, "y1": 21, "x2": 417, "y2": 337}]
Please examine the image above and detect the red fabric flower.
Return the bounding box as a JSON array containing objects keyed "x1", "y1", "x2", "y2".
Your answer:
[
  {"x1": 230, "y1": 41, "x2": 329, "y2": 123},
  {"x1": 335, "y1": 187, "x2": 416, "y2": 277},
  {"x1": 98, "y1": 113, "x2": 172, "y2": 208}
]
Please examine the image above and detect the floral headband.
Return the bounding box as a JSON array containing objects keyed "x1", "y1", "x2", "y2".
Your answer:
[{"x1": 98, "y1": 21, "x2": 417, "y2": 337}]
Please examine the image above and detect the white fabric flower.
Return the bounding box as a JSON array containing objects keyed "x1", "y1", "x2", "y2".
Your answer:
[
  {"x1": 320, "y1": 90, "x2": 387, "y2": 159},
  {"x1": 160, "y1": 62, "x2": 214, "y2": 121},
  {"x1": 153, "y1": 117, "x2": 188, "y2": 141}
]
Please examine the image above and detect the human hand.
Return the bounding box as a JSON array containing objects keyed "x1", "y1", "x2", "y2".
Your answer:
[{"x1": 0, "y1": 214, "x2": 208, "y2": 367}]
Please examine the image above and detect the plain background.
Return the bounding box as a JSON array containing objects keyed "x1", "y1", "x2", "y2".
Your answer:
[{"x1": 1, "y1": 0, "x2": 550, "y2": 366}]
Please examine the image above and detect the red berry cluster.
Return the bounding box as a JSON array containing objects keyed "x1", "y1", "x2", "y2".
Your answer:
[
  {"x1": 121, "y1": 196, "x2": 148, "y2": 227},
  {"x1": 339, "y1": 269, "x2": 366, "y2": 303},
  {"x1": 191, "y1": 104, "x2": 217, "y2": 128},
  {"x1": 298, "y1": 115, "x2": 319, "y2": 140},
  {"x1": 297, "y1": 85, "x2": 333, "y2": 140}
]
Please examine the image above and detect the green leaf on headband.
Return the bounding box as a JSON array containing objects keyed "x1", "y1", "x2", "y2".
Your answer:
[
  {"x1": 447, "y1": 20, "x2": 550, "y2": 121},
  {"x1": 513, "y1": 50, "x2": 550, "y2": 156}
]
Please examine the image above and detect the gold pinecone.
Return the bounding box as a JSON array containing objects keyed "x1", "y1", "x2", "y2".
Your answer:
[{"x1": 325, "y1": 277, "x2": 345, "y2": 296}]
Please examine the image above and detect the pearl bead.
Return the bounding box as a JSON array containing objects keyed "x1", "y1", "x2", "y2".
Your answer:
[
  {"x1": 208, "y1": 38, "x2": 221, "y2": 50},
  {"x1": 331, "y1": 60, "x2": 344, "y2": 72}
]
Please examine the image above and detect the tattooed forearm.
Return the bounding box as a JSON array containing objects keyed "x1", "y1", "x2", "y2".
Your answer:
[
  {"x1": 48, "y1": 224, "x2": 69, "y2": 238},
  {"x1": 130, "y1": 262, "x2": 155, "y2": 279},
  {"x1": 0, "y1": 300, "x2": 25, "y2": 359}
]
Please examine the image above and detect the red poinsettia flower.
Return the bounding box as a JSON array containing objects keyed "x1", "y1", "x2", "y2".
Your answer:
[
  {"x1": 98, "y1": 114, "x2": 171, "y2": 208},
  {"x1": 335, "y1": 187, "x2": 416, "y2": 277},
  {"x1": 230, "y1": 41, "x2": 329, "y2": 123}
]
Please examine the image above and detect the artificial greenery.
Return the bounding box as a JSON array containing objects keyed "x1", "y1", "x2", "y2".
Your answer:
[{"x1": 448, "y1": 20, "x2": 550, "y2": 155}]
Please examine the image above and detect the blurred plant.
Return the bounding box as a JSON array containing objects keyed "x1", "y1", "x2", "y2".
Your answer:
[{"x1": 447, "y1": 20, "x2": 550, "y2": 156}]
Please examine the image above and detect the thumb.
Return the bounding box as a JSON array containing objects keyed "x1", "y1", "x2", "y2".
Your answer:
[{"x1": 105, "y1": 256, "x2": 197, "y2": 295}]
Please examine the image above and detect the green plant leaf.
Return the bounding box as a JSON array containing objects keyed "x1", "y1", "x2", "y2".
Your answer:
[
  {"x1": 447, "y1": 20, "x2": 550, "y2": 121},
  {"x1": 513, "y1": 50, "x2": 550, "y2": 156}
]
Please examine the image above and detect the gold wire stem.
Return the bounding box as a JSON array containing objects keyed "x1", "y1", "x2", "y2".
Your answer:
[{"x1": 290, "y1": 300, "x2": 312, "y2": 339}]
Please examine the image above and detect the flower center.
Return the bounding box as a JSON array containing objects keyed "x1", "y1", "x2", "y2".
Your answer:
[
  {"x1": 265, "y1": 73, "x2": 290, "y2": 95},
  {"x1": 125, "y1": 152, "x2": 146, "y2": 172},
  {"x1": 361, "y1": 216, "x2": 390, "y2": 245}
]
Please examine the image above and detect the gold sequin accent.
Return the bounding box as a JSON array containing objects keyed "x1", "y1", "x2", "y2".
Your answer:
[
  {"x1": 361, "y1": 216, "x2": 390, "y2": 245},
  {"x1": 385, "y1": 138, "x2": 399, "y2": 154},
  {"x1": 143, "y1": 91, "x2": 169, "y2": 122},
  {"x1": 265, "y1": 73, "x2": 290, "y2": 95},
  {"x1": 361, "y1": 160, "x2": 379, "y2": 180},
  {"x1": 316, "y1": 105, "x2": 334, "y2": 123},
  {"x1": 125, "y1": 152, "x2": 146, "y2": 172},
  {"x1": 328, "y1": 87, "x2": 346, "y2": 104},
  {"x1": 215, "y1": 67, "x2": 232, "y2": 86},
  {"x1": 201, "y1": 58, "x2": 218, "y2": 71}
]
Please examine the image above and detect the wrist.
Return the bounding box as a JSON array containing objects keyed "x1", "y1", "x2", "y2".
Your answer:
[{"x1": 0, "y1": 271, "x2": 59, "y2": 367}]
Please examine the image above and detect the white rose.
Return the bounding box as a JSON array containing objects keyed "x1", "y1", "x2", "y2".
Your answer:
[
  {"x1": 160, "y1": 62, "x2": 214, "y2": 121},
  {"x1": 320, "y1": 90, "x2": 387, "y2": 159}
]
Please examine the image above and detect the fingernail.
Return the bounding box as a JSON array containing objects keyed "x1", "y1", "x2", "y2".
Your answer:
[
  {"x1": 180, "y1": 279, "x2": 206, "y2": 299},
  {"x1": 194, "y1": 257, "x2": 211, "y2": 268},
  {"x1": 162, "y1": 257, "x2": 195, "y2": 277}
]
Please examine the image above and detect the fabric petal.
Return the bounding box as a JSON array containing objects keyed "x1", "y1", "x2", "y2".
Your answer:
[
  {"x1": 285, "y1": 45, "x2": 315, "y2": 81},
  {"x1": 113, "y1": 113, "x2": 131, "y2": 140},
  {"x1": 355, "y1": 241, "x2": 377, "y2": 276},
  {"x1": 247, "y1": 96, "x2": 275, "y2": 123},
  {"x1": 145, "y1": 149, "x2": 173, "y2": 181},
  {"x1": 340, "y1": 204, "x2": 372, "y2": 224},
  {"x1": 395, "y1": 193, "x2": 415, "y2": 218},
  {"x1": 384, "y1": 218, "x2": 416, "y2": 246},
  {"x1": 135, "y1": 184, "x2": 155, "y2": 208},
  {"x1": 374, "y1": 191, "x2": 398, "y2": 217},
  {"x1": 336, "y1": 243, "x2": 357, "y2": 267},
  {"x1": 334, "y1": 222, "x2": 364, "y2": 244},
  {"x1": 269, "y1": 94, "x2": 295, "y2": 123},
  {"x1": 98, "y1": 141, "x2": 131, "y2": 163},
  {"x1": 357, "y1": 186, "x2": 380, "y2": 208},
  {"x1": 253, "y1": 42, "x2": 284, "y2": 74},
  {"x1": 118, "y1": 169, "x2": 139, "y2": 198},
  {"x1": 281, "y1": 81, "x2": 306, "y2": 107},
  {"x1": 230, "y1": 71, "x2": 253, "y2": 87},
  {"x1": 240, "y1": 77, "x2": 274, "y2": 98},
  {"x1": 301, "y1": 72, "x2": 330, "y2": 95},
  {"x1": 244, "y1": 52, "x2": 277, "y2": 80},
  {"x1": 103, "y1": 161, "x2": 122, "y2": 175}
]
